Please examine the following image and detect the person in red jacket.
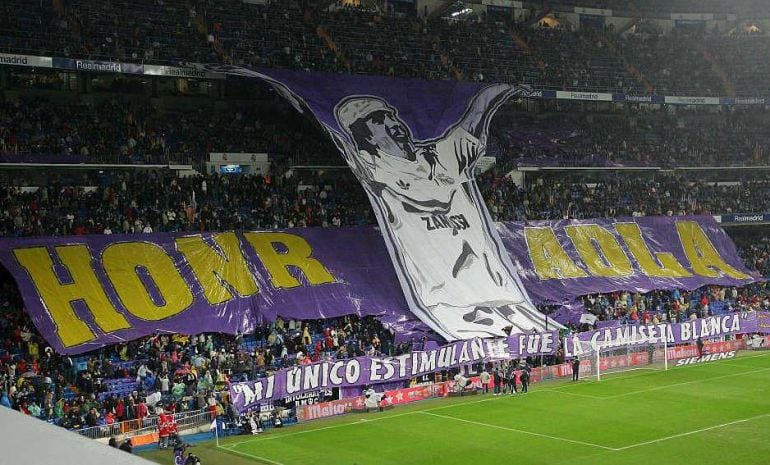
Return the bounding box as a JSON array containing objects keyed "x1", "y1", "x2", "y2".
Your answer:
[
  {"x1": 136, "y1": 399, "x2": 149, "y2": 426},
  {"x1": 115, "y1": 399, "x2": 125, "y2": 421},
  {"x1": 158, "y1": 410, "x2": 177, "y2": 449},
  {"x1": 158, "y1": 411, "x2": 169, "y2": 448}
]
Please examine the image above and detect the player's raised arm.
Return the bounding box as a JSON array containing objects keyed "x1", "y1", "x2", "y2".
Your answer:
[
  {"x1": 438, "y1": 84, "x2": 533, "y2": 182},
  {"x1": 458, "y1": 84, "x2": 532, "y2": 143}
]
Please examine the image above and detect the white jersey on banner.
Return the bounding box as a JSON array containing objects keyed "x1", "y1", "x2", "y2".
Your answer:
[
  {"x1": 332, "y1": 85, "x2": 553, "y2": 339},
  {"x1": 203, "y1": 66, "x2": 558, "y2": 340}
]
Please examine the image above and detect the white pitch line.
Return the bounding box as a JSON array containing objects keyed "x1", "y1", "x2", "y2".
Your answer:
[
  {"x1": 222, "y1": 411, "x2": 417, "y2": 447},
  {"x1": 219, "y1": 445, "x2": 287, "y2": 465},
  {"x1": 604, "y1": 366, "x2": 770, "y2": 399},
  {"x1": 222, "y1": 363, "x2": 770, "y2": 450},
  {"x1": 418, "y1": 411, "x2": 616, "y2": 451},
  {"x1": 223, "y1": 395, "x2": 509, "y2": 449},
  {"x1": 419, "y1": 394, "x2": 505, "y2": 411},
  {"x1": 613, "y1": 413, "x2": 770, "y2": 451},
  {"x1": 543, "y1": 353, "x2": 770, "y2": 400},
  {"x1": 559, "y1": 351, "x2": 770, "y2": 389}
]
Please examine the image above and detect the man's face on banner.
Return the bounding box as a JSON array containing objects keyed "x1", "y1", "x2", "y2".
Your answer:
[{"x1": 363, "y1": 110, "x2": 417, "y2": 160}]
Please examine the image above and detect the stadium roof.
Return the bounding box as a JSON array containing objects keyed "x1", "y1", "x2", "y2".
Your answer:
[{"x1": 0, "y1": 407, "x2": 155, "y2": 465}]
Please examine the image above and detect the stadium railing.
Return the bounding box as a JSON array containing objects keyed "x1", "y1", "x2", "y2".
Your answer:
[{"x1": 75, "y1": 408, "x2": 213, "y2": 440}]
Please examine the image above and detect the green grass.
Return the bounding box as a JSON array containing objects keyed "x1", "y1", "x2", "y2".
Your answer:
[{"x1": 142, "y1": 351, "x2": 770, "y2": 465}]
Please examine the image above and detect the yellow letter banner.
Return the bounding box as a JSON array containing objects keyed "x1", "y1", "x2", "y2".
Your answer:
[
  {"x1": 0, "y1": 228, "x2": 409, "y2": 354},
  {"x1": 497, "y1": 216, "x2": 760, "y2": 304},
  {"x1": 0, "y1": 217, "x2": 759, "y2": 354}
]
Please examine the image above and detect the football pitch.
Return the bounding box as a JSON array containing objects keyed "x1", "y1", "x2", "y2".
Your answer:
[{"x1": 143, "y1": 351, "x2": 770, "y2": 465}]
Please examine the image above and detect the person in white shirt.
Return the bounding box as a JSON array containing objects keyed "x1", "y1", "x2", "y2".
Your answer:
[
  {"x1": 137, "y1": 364, "x2": 148, "y2": 380},
  {"x1": 363, "y1": 387, "x2": 383, "y2": 412},
  {"x1": 160, "y1": 374, "x2": 170, "y2": 394},
  {"x1": 479, "y1": 369, "x2": 491, "y2": 394},
  {"x1": 453, "y1": 372, "x2": 471, "y2": 394}
]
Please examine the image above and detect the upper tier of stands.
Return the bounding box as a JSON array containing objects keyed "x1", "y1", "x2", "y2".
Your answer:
[
  {"x1": 2, "y1": 94, "x2": 770, "y2": 168},
  {"x1": 4, "y1": 166, "x2": 770, "y2": 237},
  {"x1": 0, "y1": 1, "x2": 769, "y2": 96}
]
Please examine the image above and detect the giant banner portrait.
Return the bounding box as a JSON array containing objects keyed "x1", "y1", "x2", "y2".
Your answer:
[
  {"x1": 499, "y1": 216, "x2": 760, "y2": 304},
  {"x1": 208, "y1": 67, "x2": 553, "y2": 340}
]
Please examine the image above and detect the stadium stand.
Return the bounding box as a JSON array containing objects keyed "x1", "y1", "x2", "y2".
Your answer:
[
  {"x1": 0, "y1": 94, "x2": 339, "y2": 165},
  {"x1": 0, "y1": 262, "x2": 397, "y2": 429},
  {"x1": 2, "y1": 96, "x2": 770, "y2": 168},
  {"x1": 5, "y1": 166, "x2": 770, "y2": 237},
  {"x1": 2, "y1": 0, "x2": 770, "y2": 444},
  {"x1": 0, "y1": 1, "x2": 768, "y2": 95}
]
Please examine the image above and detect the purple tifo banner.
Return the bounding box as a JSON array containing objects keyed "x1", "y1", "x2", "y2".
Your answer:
[
  {"x1": 562, "y1": 311, "x2": 764, "y2": 357},
  {"x1": 0, "y1": 227, "x2": 410, "y2": 355},
  {"x1": 230, "y1": 333, "x2": 557, "y2": 413},
  {"x1": 548, "y1": 302, "x2": 586, "y2": 326},
  {"x1": 497, "y1": 216, "x2": 761, "y2": 305},
  {"x1": 202, "y1": 66, "x2": 556, "y2": 340},
  {"x1": 0, "y1": 216, "x2": 760, "y2": 355}
]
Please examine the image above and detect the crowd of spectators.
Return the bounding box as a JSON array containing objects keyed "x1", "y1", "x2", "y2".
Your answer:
[
  {"x1": 1, "y1": 0, "x2": 770, "y2": 96},
  {"x1": 548, "y1": 0, "x2": 770, "y2": 14},
  {"x1": 0, "y1": 264, "x2": 395, "y2": 430},
  {"x1": 0, "y1": 0, "x2": 214, "y2": 64},
  {"x1": 0, "y1": 95, "x2": 337, "y2": 165},
  {"x1": 574, "y1": 283, "x2": 770, "y2": 329},
  {"x1": 2, "y1": 163, "x2": 770, "y2": 432},
  {"x1": 0, "y1": 168, "x2": 372, "y2": 237},
  {"x1": 739, "y1": 238, "x2": 770, "y2": 278},
  {"x1": 308, "y1": 6, "x2": 637, "y2": 92},
  {"x1": 4, "y1": 3, "x2": 770, "y2": 171},
  {"x1": 4, "y1": 0, "x2": 770, "y2": 438},
  {"x1": 5, "y1": 161, "x2": 770, "y2": 239},
  {"x1": 3, "y1": 91, "x2": 770, "y2": 169},
  {"x1": 480, "y1": 171, "x2": 770, "y2": 222},
  {"x1": 489, "y1": 106, "x2": 770, "y2": 167}
]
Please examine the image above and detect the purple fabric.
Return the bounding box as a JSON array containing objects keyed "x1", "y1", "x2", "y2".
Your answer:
[
  {"x1": 230, "y1": 333, "x2": 558, "y2": 412},
  {"x1": 0, "y1": 217, "x2": 758, "y2": 354},
  {"x1": 384, "y1": 319, "x2": 443, "y2": 346},
  {"x1": 0, "y1": 227, "x2": 409, "y2": 354},
  {"x1": 229, "y1": 66, "x2": 552, "y2": 341},
  {"x1": 196, "y1": 66, "x2": 489, "y2": 142},
  {"x1": 550, "y1": 302, "x2": 585, "y2": 326},
  {"x1": 563, "y1": 312, "x2": 762, "y2": 355},
  {"x1": 254, "y1": 68, "x2": 487, "y2": 141},
  {"x1": 498, "y1": 216, "x2": 760, "y2": 305},
  {"x1": 596, "y1": 319, "x2": 622, "y2": 329}
]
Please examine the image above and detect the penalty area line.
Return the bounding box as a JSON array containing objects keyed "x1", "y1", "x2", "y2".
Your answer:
[
  {"x1": 604, "y1": 366, "x2": 770, "y2": 399},
  {"x1": 613, "y1": 412, "x2": 770, "y2": 451},
  {"x1": 418, "y1": 411, "x2": 616, "y2": 451},
  {"x1": 538, "y1": 389, "x2": 605, "y2": 400}
]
